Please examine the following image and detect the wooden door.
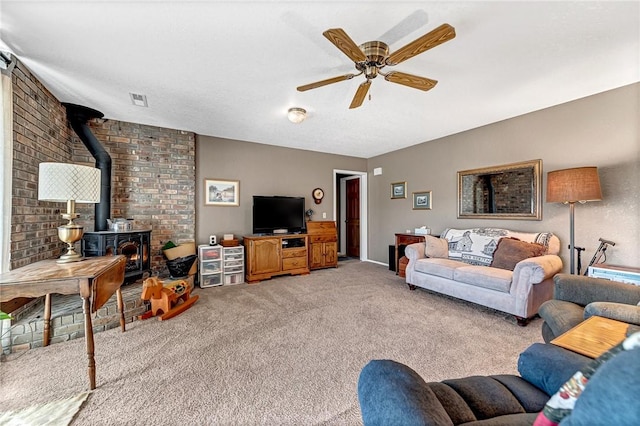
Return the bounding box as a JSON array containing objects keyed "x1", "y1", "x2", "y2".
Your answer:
[
  {"x1": 346, "y1": 178, "x2": 360, "y2": 258},
  {"x1": 249, "y1": 238, "x2": 280, "y2": 275}
]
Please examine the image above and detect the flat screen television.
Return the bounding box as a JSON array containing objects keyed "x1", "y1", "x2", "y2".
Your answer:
[{"x1": 252, "y1": 196, "x2": 306, "y2": 234}]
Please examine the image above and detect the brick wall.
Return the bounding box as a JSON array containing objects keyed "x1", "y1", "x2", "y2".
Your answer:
[
  {"x1": 11, "y1": 61, "x2": 72, "y2": 268},
  {"x1": 11, "y1": 59, "x2": 196, "y2": 274},
  {"x1": 72, "y1": 120, "x2": 196, "y2": 272}
]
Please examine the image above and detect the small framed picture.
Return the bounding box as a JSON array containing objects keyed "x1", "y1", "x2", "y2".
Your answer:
[
  {"x1": 412, "y1": 191, "x2": 432, "y2": 210},
  {"x1": 391, "y1": 182, "x2": 407, "y2": 199},
  {"x1": 205, "y1": 179, "x2": 239, "y2": 206}
]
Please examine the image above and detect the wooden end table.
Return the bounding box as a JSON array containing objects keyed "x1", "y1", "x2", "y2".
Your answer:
[
  {"x1": 394, "y1": 233, "x2": 426, "y2": 275},
  {"x1": 551, "y1": 315, "x2": 629, "y2": 359},
  {"x1": 0, "y1": 255, "x2": 126, "y2": 389}
]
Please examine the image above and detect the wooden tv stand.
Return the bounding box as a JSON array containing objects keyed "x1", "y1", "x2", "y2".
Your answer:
[{"x1": 243, "y1": 234, "x2": 310, "y2": 283}]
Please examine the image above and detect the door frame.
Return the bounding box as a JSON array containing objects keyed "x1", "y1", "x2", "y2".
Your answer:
[{"x1": 333, "y1": 169, "x2": 368, "y2": 262}]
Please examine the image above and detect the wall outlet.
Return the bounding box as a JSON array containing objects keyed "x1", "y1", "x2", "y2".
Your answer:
[{"x1": 322, "y1": 212, "x2": 327, "y2": 219}]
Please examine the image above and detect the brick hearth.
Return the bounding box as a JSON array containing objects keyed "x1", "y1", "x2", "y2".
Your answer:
[{"x1": 4, "y1": 283, "x2": 148, "y2": 354}]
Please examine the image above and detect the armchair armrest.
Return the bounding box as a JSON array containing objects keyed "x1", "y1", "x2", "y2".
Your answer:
[
  {"x1": 585, "y1": 302, "x2": 640, "y2": 326},
  {"x1": 553, "y1": 274, "x2": 640, "y2": 306}
]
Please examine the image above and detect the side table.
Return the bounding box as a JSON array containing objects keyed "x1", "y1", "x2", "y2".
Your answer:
[
  {"x1": 0, "y1": 255, "x2": 126, "y2": 390},
  {"x1": 551, "y1": 315, "x2": 629, "y2": 359},
  {"x1": 394, "y1": 233, "x2": 426, "y2": 275}
]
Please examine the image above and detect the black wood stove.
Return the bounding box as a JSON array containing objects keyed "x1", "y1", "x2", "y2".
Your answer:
[{"x1": 82, "y1": 229, "x2": 151, "y2": 282}]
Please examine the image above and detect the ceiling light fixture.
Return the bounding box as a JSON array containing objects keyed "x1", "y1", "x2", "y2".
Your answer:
[{"x1": 287, "y1": 107, "x2": 306, "y2": 124}]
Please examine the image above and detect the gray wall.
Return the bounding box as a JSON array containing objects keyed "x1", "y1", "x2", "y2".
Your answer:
[
  {"x1": 368, "y1": 83, "x2": 639, "y2": 270},
  {"x1": 196, "y1": 137, "x2": 367, "y2": 245}
]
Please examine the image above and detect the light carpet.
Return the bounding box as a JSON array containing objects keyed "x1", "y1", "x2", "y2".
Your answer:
[{"x1": 0, "y1": 260, "x2": 543, "y2": 425}]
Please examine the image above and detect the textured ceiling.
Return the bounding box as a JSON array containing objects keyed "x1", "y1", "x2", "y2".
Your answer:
[{"x1": 1, "y1": 1, "x2": 638, "y2": 158}]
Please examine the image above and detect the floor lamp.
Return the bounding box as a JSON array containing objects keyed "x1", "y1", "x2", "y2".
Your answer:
[
  {"x1": 546, "y1": 166, "x2": 602, "y2": 274},
  {"x1": 38, "y1": 162, "x2": 101, "y2": 263}
]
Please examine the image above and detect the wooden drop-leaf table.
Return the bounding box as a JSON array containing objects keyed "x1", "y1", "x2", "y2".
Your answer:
[{"x1": 0, "y1": 255, "x2": 126, "y2": 390}]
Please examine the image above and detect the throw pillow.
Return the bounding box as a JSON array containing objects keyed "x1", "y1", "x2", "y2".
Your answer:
[
  {"x1": 533, "y1": 332, "x2": 640, "y2": 426},
  {"x1": 490, "y1": 237, "x2": 545, "y2": 271},
  {"x1": 424, "y1": 235, "x2": 449, "y2": 258}
]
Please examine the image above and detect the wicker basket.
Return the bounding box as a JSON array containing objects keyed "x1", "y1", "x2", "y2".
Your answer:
[{"x1": 163, "y1": 242, "x2": 196, "y2": 260}]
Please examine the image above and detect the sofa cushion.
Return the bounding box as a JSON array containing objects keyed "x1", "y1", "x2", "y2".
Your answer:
[
  {"x1": 424, "y1": 235, "x2": 449, "y2": 258},
  {"x1": 414, "y1": 258, "x2": 464, "y2": 280},
  {"x1": 509, "y1": 230, "x2": 559, "y2": 255},
  {"x1": 454, "y1": 265, "x2": 513, "y2": 292},
  {"x1": 491, "y1": 237, "x2": 546, "y2": 271}
]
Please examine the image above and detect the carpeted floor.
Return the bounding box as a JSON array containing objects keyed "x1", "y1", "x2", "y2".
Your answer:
[{"x1": 0, "y1": 260, "x2": 543, "y2": 425}]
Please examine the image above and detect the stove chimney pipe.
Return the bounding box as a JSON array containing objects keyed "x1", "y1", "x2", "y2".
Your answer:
[{"x1": 63, "y1": 103, "x2": 111, "y2": 232}]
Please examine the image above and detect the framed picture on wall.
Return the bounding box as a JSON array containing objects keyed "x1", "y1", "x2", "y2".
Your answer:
[
  {"x1": 205, "y1": 178, "x2": 239, "y2": 206},
  {"x1": 391, "y1": 182, "x2": 407, "y2": 199},
  {"x1": 412, "y1": 191, "x2": 432, "y2": 210}
]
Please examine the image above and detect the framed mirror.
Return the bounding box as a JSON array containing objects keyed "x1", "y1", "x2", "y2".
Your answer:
[{"x1": 457, "y1": 159, "x2": 542, "y2": 220}]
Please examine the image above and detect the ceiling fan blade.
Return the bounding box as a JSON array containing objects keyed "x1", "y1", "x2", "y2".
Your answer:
[
  {"x1": 297, "y1": 74, "x2": 356, "y2": 92},
  {"x1": 385, "y1": 23, "x2": 456, "y2": 66},
  {"x1": 349, "y1": 80, "x2": 371, "y2": 109},
  {"x1": 385, "y1": 71, "x2": 438, "y2": 91},
  {"x1": 323, "y1": 28, "x2": 367, "y2": 63}
]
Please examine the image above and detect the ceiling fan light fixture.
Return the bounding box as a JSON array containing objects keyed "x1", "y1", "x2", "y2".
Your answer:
[
  {"x1": 287, "y1": 107, "x2": 307, "y2": 123},
  {"x1": 299, "y1": 23, "x2": 456, "y2": 109}
]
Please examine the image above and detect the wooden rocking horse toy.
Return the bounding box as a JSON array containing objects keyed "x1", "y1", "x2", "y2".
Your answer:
[{"x1": 140, "y1": 277, "x2": 198, "y2": 321}]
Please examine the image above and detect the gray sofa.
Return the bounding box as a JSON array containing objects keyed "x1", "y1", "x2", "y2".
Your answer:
[
  {"x1": 539, "y1": 273, "x2": 640, "y2": 342},
  {"x1": 405, "y1": 228, "x2": 563, "y2": 325}
]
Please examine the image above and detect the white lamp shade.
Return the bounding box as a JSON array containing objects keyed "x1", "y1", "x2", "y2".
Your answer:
[{"x1": 38, "y1": 162, "x2": 101, "y2": 203}]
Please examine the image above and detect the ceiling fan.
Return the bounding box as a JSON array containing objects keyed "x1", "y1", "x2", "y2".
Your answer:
[{"x1": 297, "y1": 23, "x2": 456, "y2": 109}]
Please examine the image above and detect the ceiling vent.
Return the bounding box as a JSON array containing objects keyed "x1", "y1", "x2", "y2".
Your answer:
[{"x1": 129, "y1": 92, "x2": 148, "y2": 107}]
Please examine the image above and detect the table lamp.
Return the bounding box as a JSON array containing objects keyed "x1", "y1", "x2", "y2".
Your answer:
[
  {"x1": 38, "y1": 162, "x2": 101, "y2": 263},
  {"x1": 546, "y1": 166, "x2": 602, "y2": 274}
]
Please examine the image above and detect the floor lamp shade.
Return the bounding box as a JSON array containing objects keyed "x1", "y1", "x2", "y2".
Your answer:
[
  {"x1": 546, "y1": 166, "x2": 602, "y2": 275},
  {"x1": 546, "y1": 166, "x2": 602, "y2": 203},
  {"x1": 38, "y1": 163, "x2": 101, "y2": 263}
]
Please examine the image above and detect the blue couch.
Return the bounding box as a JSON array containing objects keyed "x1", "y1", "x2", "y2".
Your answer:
[{"x1": 358, "y1": 340, "x2": 639, "y2": 425}]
